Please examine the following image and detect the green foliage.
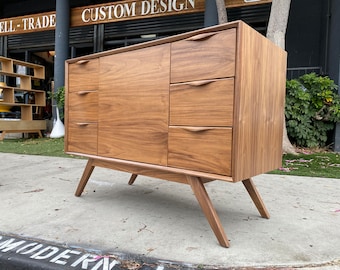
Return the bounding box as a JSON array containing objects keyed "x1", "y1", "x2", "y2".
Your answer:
[
  {"x1": 285, "y1": 73, "x2": 340, "y2": 148},
  {"x1": 48, "y1": 86, "x2": 65, "y2": 109},
  {"x1": 48, "y1": 86, "x2": 65, "y2": 119}
]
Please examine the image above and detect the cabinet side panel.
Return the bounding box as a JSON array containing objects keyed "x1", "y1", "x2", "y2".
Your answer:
[
  {"x1": 64, "y1": 62, "x2": 69, "y2": 153},
  {"x1": 98, "y1": 44, "x2": 170, "y2": 166},
  {"x1": 233, "y1": 23, "x2": 287, "y2": 181}
]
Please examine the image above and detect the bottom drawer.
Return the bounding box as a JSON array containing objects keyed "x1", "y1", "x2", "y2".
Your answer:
[
  {"x1": 168, "y1": 127, "x2": 232, "y2": 175},
  {"x1": 66, "y1": 122, "x2": 97, "y2": 155}
]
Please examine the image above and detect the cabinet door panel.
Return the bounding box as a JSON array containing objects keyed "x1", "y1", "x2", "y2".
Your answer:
[
  {"x1": 66, "y1": 122, "x2": 97, "y2": 155},
  {"x1": 170, "y1": 78, "x2": 234, "y2": 126},
  {"x1": 98, "y1": 44, "x2": 170, "y2": 166},
  {"x1": 68, "y1": 59, "x2": 99, "y2": 92},
  {"x1": 171, "y1": 29, "x2": 236, "y2": 83},
  {"x1": 68, "y1": 91, "x2": 98, "y2": 122},
  {"x1": 168, "y1": 127, "x2": 232, "y2": 175}
]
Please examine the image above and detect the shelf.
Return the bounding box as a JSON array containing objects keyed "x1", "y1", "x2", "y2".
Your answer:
[
  {"x1": 0, "y1": 56, "x2": 46, "y2": 131},
  {"x1": 12, "y1": 59, "x2": 45, "y2": 79},
  {"x1": 0, "y1": 119, "x2": 46, "y2": 128},
  {"x1": 0, "y1": 56, "x2": 45, "y2": 80},
  {"x1": 0, "y1": 72, "x2": 38, "y2": 89},
  {"x1": 0, "y1": 104, "x2": 33, "y2": 120},
  {"x1": 0, "y1": 119, "x2": 46, "y2": 140},
  {"x1": 1, "y1": 83, "x2": 45, "y2": 106},
  {"x1": 0, "y1": 87, "x2": 14, "y2": 103},
  {"x1": 1, "y1": 84, "x2": 46, "y2": 93},
  {"x1": 0, "y1": 102, "x2": 38, "y2": 107},
  {"x1": 0, "y1": 58, "x2": 13, "y2": 73},
  {"x1": 0, "y1": 91, "x2": 45, "y2": 106},
  {"x1": 14, "y1": 88, "x2": 45, "y2": 93}
]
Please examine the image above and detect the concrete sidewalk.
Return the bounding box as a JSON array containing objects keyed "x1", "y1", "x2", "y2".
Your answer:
[{"x1": 0, "y1": 153, "x2": 340, "y2": 269}]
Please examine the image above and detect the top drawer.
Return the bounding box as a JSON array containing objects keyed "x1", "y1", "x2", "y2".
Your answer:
[
  {"x1": 68, "y1": 59, "x2": 99, "y2": 92},
  {"x1": 170, "y1": 28, "x2": 236, "y2": 83}
]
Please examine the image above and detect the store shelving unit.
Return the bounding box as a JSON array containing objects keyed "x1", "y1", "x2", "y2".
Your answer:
[{"x1": 0, "y1": 56, "x2": 46, "y2": 140}]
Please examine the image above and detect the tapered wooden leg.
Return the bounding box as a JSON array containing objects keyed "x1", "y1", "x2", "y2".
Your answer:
[
  {"x1": 128, "y1": 174, "x2": 138, "y2": 185},
  {"x1": 75, "y1": 158, "x2": 95, "y2": 197},
  {"x1": 186, "y1": 175, "x2": 230, "y2": 248},
  {"x1": 242, "y1": 178, "x2": 270, "y2": 219}
]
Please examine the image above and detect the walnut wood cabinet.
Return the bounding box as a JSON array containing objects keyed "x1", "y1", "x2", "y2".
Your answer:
[{"x1": 65, "y1": 21, "x2": 287, "y2": 247}]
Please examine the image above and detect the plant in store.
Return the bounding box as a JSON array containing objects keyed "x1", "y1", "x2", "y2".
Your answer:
[
  {"x1": 48, "y1": 86, "x2": 65, "y2": 119},
  {"x1": 285, "y1": 73, "x2": 340, "y2": 148}
]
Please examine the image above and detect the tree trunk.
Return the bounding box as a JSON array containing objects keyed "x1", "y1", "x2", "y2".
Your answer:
[
  {"x1": 215, "y1": 0, "x2": 228, "y2": 23},
  {"x1": 213, "y1": 0, "x2": 295, "y2": 154},
  {"x1": 266, "y1": 0, "x2": 297, "y2": 154}
]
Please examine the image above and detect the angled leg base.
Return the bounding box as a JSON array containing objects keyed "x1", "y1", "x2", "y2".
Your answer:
[
  {"x1": 128, "y1": 174, "x2": 138, "y2": 185},
  {"x1": 74, "y1": 158, "x2": 270, "y2": 248},
  {"x1": 75, "y1": 158, "x2": 95, "y2": 197},
  {"x1": 186, "y1": 175, "x2": 230, "y2": 248},
  {"x1": 242, "y1": 178, "x2": 270, "y2": 219}
]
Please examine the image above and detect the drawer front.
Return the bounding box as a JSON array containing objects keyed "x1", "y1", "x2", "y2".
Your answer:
[
  {"x1": 170, "y1": 29, "x2": 236, "y2": 83},
  {"x1": 68, "y1": 59, "x2": 99, "y2": 92},
  {"x1": 68, "y1": 91, "x2": 98, "y2": 122},
  {"x1": 66, "y1": 122, "x2": 97, "y2": 155},
  {"x1": 168, "y1": 127, "x2": 232, "y2": 175},
  {"x1": 170, "y1": 78, "x2": 234, "y2": 126}
]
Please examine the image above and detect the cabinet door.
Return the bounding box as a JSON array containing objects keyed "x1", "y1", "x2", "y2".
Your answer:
[
  {"x1": 168, "y1": 127, "x2": 232, "y2": 175},
  {"x1": 170, "y1": 78, "x2": 234, "y2": 127},
  {"x1": 170, "y1": 29, "x2": 236, "y2": 83},
  {"x1": 98, "y1": 44, "x2": 170, "y2": 166}
]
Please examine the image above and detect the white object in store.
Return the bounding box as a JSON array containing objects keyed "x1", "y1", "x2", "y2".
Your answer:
[{"x1": 50, "y1": 107, "x2": 64, "y2": 138}]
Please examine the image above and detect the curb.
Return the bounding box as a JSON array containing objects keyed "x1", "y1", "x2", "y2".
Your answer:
[
  {"x1": 2, "y1": 233, "x2": 339, "y2": 270},
  {"x1": 0, "y1": 233, "x2": 192, "y2": 270}
]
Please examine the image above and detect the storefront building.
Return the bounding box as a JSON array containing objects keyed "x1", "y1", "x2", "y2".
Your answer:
[
  {"x1": 0, "y1": 1, "x2": 271, "y2": 67},
  {"x1": 0, "y1": 0, "x2": 339, "y2": 150}
]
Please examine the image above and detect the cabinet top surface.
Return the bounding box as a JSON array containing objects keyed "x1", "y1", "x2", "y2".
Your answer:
[{"x1": 66, "y1": 20, "x2": 253, "y2": 64}]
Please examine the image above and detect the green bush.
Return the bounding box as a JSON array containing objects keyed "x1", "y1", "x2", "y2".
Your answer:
[
  {"x1": 48, "y1": 86, "x2": 65, "y2": 109},
  {"x1": 285, "y1": 73, "x2": 340, "y2": 148},
  {"x1": 48, "y1": 86, "x2": 65, "y2": 119}
]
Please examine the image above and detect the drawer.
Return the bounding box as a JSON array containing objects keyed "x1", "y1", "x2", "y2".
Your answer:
[
  {"x1": 66, "y1": 122, "x2": 97, "y2": 155},
  {"x1": 68, "y1": 59, "x2": 99, "y2": 92},
  {"x1": 170, "y1": 28, "x2": 236, "y2": 83},
  {"x1": 68, "y1": 90, "x2": 98, "y2": 122},
  {"x1": 170, "y1": 78, "x2": 234, "y2": 126},
  {"x1": 168, "y1": 127, "x2": 232, "y2": 175}
]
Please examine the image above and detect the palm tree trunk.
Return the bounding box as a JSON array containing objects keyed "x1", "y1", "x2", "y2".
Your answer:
[
  {"x1": 215, "y1": 0, "x2": 228, "y2": 23},
  {"x1": 267, "y1": 0, "x2": 296, "y2": 154}
]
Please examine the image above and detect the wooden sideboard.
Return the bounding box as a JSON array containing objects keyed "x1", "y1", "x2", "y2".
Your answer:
[
  {"x1": 0, "y1": 57, "x2": 46, "y2": 140},
  {"x1": 65, "y1": 20, "x2": 287, "y2": 247}
]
